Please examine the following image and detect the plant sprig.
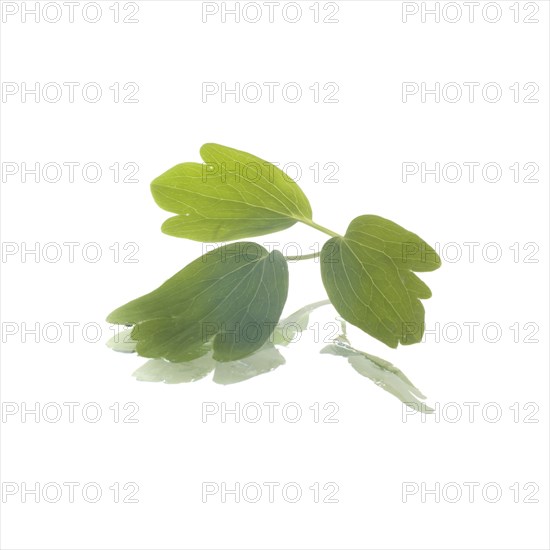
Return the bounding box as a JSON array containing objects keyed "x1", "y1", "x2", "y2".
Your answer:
[{"x1": 107, "y1": 143, "x2": 441, "y2": 362}]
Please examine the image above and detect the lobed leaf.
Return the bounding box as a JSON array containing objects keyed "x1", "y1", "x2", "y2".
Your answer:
[
  {"x1": 151, "y1": 143, "x2": 313, "y2": 242},
  {"x1": 107, "y1": 242, "x2": 289, "y2": 362},
  {"x1": 320, "y1": 215, "x2": 441, "y2": 348}
]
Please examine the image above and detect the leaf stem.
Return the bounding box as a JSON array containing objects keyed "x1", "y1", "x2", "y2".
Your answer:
[{"x1": 300, "y1": 219, "x2": 342, "y2": 238}]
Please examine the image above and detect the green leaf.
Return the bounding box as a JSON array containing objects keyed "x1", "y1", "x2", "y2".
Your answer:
[
  {"x1": 107, "y1": 242, "x2": 289, "y2": 362},
  {"x1": 321, "y1": 334, "x2": 433, "y2": 413},
  {"x1": 151, "y1": 143, "x2": 313, "y2": 242},
  {"x1": 320, "y1": 215, "x2": 441, "y2": 348}
]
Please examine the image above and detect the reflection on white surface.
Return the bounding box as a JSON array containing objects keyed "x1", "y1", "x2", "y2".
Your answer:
[
  {"x1": 107, "y1": 300, "x2": 433, "y2": 411},
  {"x1": 133, "y1": 344, "x2": 285, "y2": 385},
  {"x1": 321, "y1": 331, "x2": 433, "y2": 413}
]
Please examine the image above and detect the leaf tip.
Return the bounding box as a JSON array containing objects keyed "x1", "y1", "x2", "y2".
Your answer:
[{"x1": 199, "y1": 142, "x2": 221, "y2": 159}]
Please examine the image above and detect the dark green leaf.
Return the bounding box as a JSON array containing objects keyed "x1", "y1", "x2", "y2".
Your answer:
[
  {"x1": 320, "y1": 215, "x2": 441, "y2": 348},
  {"x1": 151, "y1": 143, "x2": 313, "y2": 242},
  {"x1": 107, "y1": 242, "x2": 289, "y2": 362}
]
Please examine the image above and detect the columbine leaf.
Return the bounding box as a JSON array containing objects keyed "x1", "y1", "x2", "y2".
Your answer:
[
  {"x1": 151, "y1": 143, "x2": 313, "y2": 242},
  {"x1": 321, "y1": 335, "x2": 433, "y2": 412},
  {"x1": 320, "y1": 215, "x2": 441, "y2": 348},
  {"x1": 107, "y1": 242, "x2": 289, "y2": 362}
]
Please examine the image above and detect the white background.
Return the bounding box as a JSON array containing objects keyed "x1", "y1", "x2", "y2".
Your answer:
[{"x1": 1, "y1": 1, "x2": 549, "y2": 549}]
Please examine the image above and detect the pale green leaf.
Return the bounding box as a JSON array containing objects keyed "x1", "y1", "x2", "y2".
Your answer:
[
  {"x1": 151, "y1": 143, "x2": 313, "y2": 242},
  {"x1": 321, "y1": 215, "x2": 441, "y2": 348},
  {"x1": 107, "y1": 242, "x2": 289, "y2": 362}
]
